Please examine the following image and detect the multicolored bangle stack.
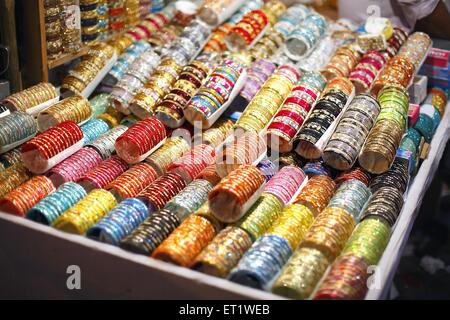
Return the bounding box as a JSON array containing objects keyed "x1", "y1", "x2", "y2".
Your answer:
[
  {"x1": 323, "y1": 94, "x2": 381, "y2": 170},
  {"x1": 87, "y1": 198, "x2": 149, "y2": 245},
  {"x1": 296, "y1": 77, "x2": 355, "y2": 159},
  {"x1": 209, "y1": 164, "x2": 266, "y2": 223},
  {"x1": 121, "y1": 179, "x2": 212, "y2": 255},
  {"x1": 53, "y1": 188, "x2": 117, "y2": 234},
  {"x1": 144, "y1": 136, "x2": 190, "y2": 175},
  {"x1": 271, "y1": 178, "x2": 369, "y2": 299},
  {"x1": 129, "y1": 58, "x2": 183, "y2": 119},
  {"x1": 80, "y1": 119, "x2": 110, "y2": 144},
  {"x1": 78, "y1": 155, "x2": 129, "y2": 191},
  {"x1": 229, "y1": 202, "x2": 314, "y2": 289},
  {"x1": 0, "y1": 163, "x2": 31, "y2": 198},
  {"x1": 184, "y1": 59, "x2": 244, "y2": 127},
  {"x1": 0, "y1": 175, "x2": 55, "y2": 217},
  {"x1": 107, "y1": 162, "x2": 159, "y2": 200},
  {"x1": 111, "y1": 48, "x2": 161, "y2": 114},
  {"x1": 85, "y1": 125, "x2": 128, "y2": 160},
  {"x1": 273, "y1": 4, "x2": 311, "y2": 38},
  {"x1": 167, "y1": 144, "x2": 216, "y2": 183},
  {"x1": 155, "y1": 58, "x2": 214, "y2": 128},
  {"x1": 349, "y1": 50, "x2": 388, "y2": 94},
  {"x1": 236, "y1": 65, "x2": 299, "y2": 133},
  {"x1": 47, "y1": 146, "x2": 103, "y2": 187},
  {"x1": 0, "y1": 112, "x2": 38, "y2": 154},
  {"x1": 240, "y1": 59, "x2": 276, "y2": 102},
  {"x1": 215, "y1": 131, "x2": 266, "y2": 178},
  {"x1": 267, "y1": 71, "x2": 327, "y2": 152},
  {"x1": 321, "y1": 45, "x2": 361, "y2": 81},
  {"x1": 359, "y1": 85, "x2": 409, "y2": 174},
  {"x1": 297, "y1": 36, "x2": 336, "y2": 72},
  {"x1": 21, "y1": 121, "x2": 84, "y2": 174},
  {"x1": 115, "y1": 117, "x2": 167, "y2": 164},
  {"x1": 103, "y1": 40, "x2": 151, "y2": 86},
  {"x1": 26, "y1": 182, "x2": 87, "y2": 225}
]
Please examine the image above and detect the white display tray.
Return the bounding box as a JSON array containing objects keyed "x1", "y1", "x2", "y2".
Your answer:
[{"x1": 0, "y1": 103, "x2": 449, "y2": 299}]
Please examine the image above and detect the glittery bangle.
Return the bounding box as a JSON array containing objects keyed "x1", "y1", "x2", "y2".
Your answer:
[
  {"x1": 115, "y1": 117, "x2": 167, "y2": 164},
  {"x1": 26, "y1": 182, "x2": 87, "y2": 225},
  {"x1": 0, "y1": 176, "x2": 55, "y2": 217},
  {"x1": 0, "y1": 163, "x2": 31, "y2": 198},
  {"x1": 87, "y1": 198, "x2": 149, "y2": 245},
  {"x1": 192, "y1": 226, "x2": 253, "y2": 278},
  {"x1": 79, "y1": 155, "x2": 129, "y2": 191},
  {"x1": 53, "y1": 189, "x2": 117, "y2": 234},
  {"x1": 209, "y1": 164, "x2": 266, "y2": 223}
]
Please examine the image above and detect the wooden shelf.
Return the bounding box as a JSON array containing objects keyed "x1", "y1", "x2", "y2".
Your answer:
[{"x1": 47, "y1": 46, "x2": 89, "y2": 69}]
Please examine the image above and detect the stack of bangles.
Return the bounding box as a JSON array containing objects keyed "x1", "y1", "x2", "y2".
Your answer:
[
  {"x1": 284, "y1": 13, "x2": 327, "y2": 60},
  {"x1": 155, "y1": 57, "x2": 214, "y2": 128},
  {"x1": 21, "y1": 121, "x2": 84, "y2": 174},
  {"x1": 184, "y1": 59, "x2": 244, "y2": 127},
  {"x1": 215, "y1": 131, "x2": 266, "y2": 178},
  {"x1": 240, "y1": 59, "x2": 276, "y2": 102},
  {"x1": 37, "y1": 95, "x2": 92, "y2": 132},
  {"x1": 323, "y1": 94, "x2": 381, "y2": 170},
  {"x1": 236, "y1": 65, "x2": 299, "y2": 133},
  {"x1": 103, "y1": 40, "x2": 151, "y2": 86},
  {"x1": 295, "y1": 77, "x2": 355, "y2": 159},
  {"x1": 321, "y1": 45, "x2": 361, "y2": 81},
  {"x1": 359, "y1": 85, "x2": 409, "y2": 174},
  {"x1": 110, "y1": 48, "x2": 161, "y2": 113},
  {"x1": 349, "y1": 50, "x2": 387, "y2": 94},
  {"x1": 266, "y1": 71, "x2": 326, "y2": 152},
  {"x1": 224, "y1": 10, "x2": 269, "y2": 51},
  {"x1": 115, "y1": 117, "x2": 167, "y2": 164},
  {"x1": 1, "y1": 82, "x2": 58, "y2": 113},
  {"x1": 209, "y1": 164, "x2": 266, "y2": 223},
  {"x1": 61, "y1": 43, "x2": 115, "y2": 95}
]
